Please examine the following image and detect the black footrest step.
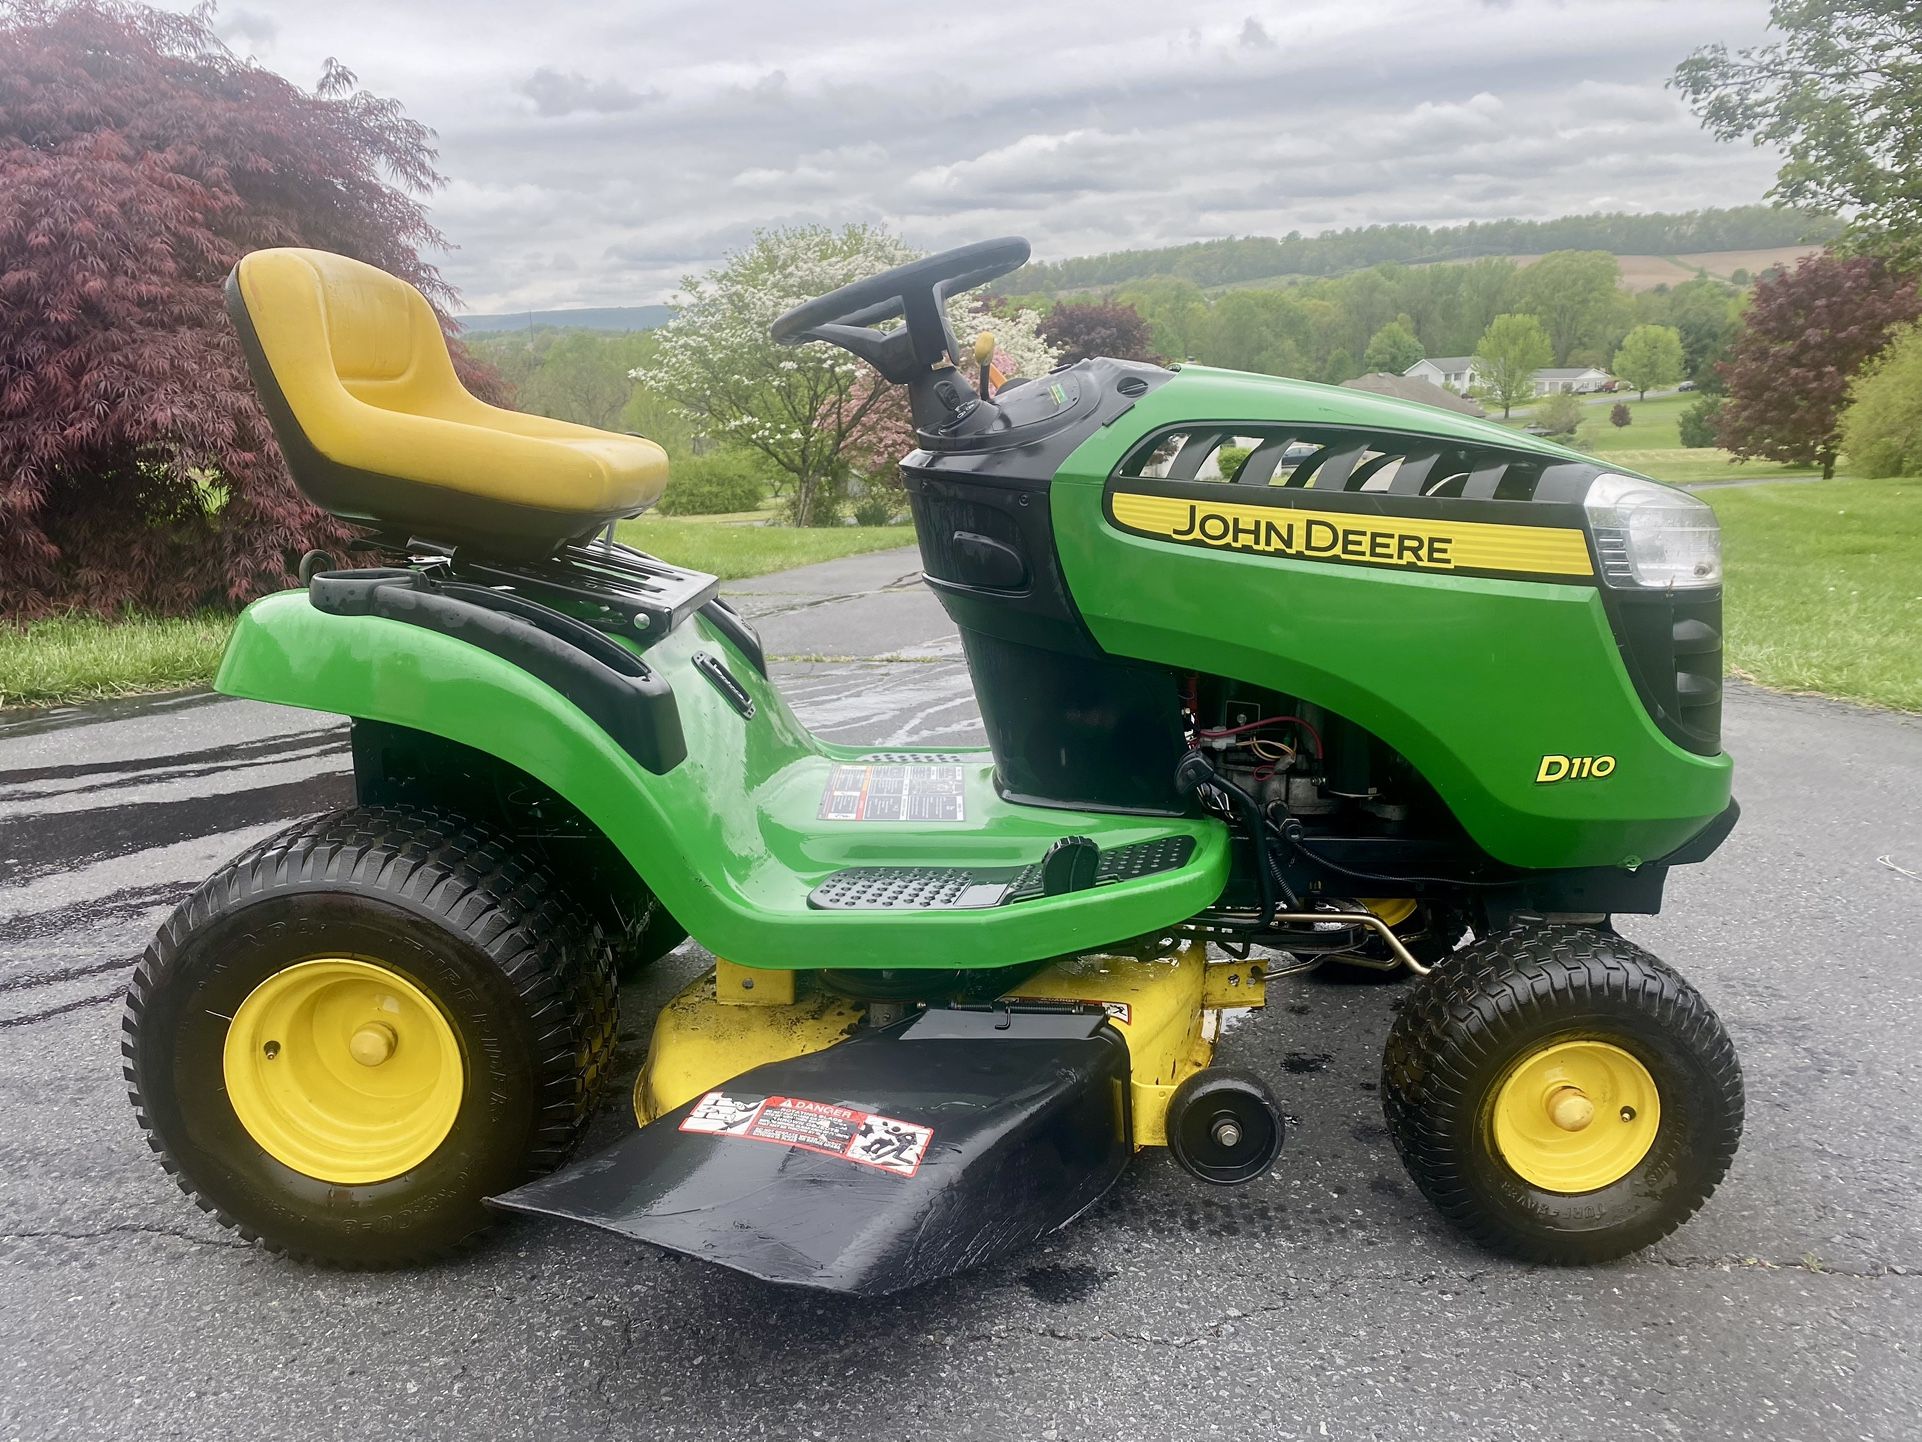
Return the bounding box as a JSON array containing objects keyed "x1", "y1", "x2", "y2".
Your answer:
[{"x1": 807, "y1": 836, "x2": 1196, "y2": 911}]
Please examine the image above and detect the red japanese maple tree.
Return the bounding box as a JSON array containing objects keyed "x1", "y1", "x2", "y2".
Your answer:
[
  {"x1": 1038, "y1": 299, "x2": 1158, "y2": 366},
  {"x1": 0, "y1": 1, "x2": 488, "y2": 616},
  {"x1": 1716, "y1": 254, "x2": 1921, "y2": 479}
]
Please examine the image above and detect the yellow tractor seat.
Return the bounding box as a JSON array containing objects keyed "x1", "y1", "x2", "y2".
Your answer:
[{"x1": 225, "y1": 248, "x2": 667, "y2": 558}]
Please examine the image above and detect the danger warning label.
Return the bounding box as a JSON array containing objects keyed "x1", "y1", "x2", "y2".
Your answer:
[
  {"x1": 679, "y1": 1091, "x2": 935, "y2": 1178},
  {"x1": 817, "y1": 764, "x2": 966, "y2": 823}
]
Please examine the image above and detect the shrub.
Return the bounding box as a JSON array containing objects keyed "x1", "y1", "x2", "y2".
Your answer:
[
  {"x1": 1214, "y1": 444, "x2": 1253, "y2": 480},
  {"x1": 1678, "y1": 395, "x2": 1724, "y2": 449},
  {"x1": 1535, "y1": 391, "x2": 1584, "y2": 438},
  {"x1": 852, "y1": 490, "x2": 903, "y2": 527},
  {"x1": 1609, "y1": 402, "x2": 1632, "y2": 428},
  {"x1": 655, "y1": 452, "x2": 769, "y2": 516},
  {"x1": 1840, "y1": 323, "x2": 1922, "y2": 477}
]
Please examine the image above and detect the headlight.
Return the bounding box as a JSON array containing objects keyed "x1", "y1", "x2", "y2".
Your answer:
[{"x1": 1583, "y1": 472, "x2": 1722, "y2": 590}]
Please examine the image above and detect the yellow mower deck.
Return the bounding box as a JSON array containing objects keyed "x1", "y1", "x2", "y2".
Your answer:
[{"x1": 635, "y1": 940, "x2": 1266, "y2": 1150}]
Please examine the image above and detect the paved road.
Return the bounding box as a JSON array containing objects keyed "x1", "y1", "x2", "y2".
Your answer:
[{"x1": 3, "y1": 549, "x2": 1919, "y2": 1441}]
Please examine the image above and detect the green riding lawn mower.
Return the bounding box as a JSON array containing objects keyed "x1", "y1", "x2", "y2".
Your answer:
[{"x1": 124, "y1": 238, "x2": 1743, "y2": 1295}]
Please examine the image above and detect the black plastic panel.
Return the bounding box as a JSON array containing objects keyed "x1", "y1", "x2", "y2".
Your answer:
[
  {"x1": 491, "y1": 1006, "x2": 1132, "y2": 1295},
  {"x1": 309, "y1": 569, "x2": 686, "y2": 774}
]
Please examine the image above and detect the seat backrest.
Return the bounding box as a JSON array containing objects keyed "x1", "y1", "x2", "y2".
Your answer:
[{"x1": 227, "y1": 248, "x2": 468, "y2": 436}]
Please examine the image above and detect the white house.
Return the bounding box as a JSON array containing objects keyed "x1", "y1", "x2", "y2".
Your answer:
[
  {"x1": 1531, "y1": 366, "x2": 1613, "y2": 395},
  {"x1": 1406, "y1": 357, "x2": 1614, "y2": 398},
  {"x1": 1404, "y1": 356, "x2": 1479, "y2": 393}
]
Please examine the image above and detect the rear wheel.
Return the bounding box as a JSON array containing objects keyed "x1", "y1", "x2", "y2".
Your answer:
[
  {"x1": 123, "y1": 806, "x2": 618, "y2": 1266},
  {"x1": 1381, "y1": 923, "x2": 1741, "y2": 1262}
]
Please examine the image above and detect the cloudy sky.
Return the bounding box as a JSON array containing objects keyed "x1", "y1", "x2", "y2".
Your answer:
[{"x1": 179, "y1": 0, "x2": 1786, "y2": 314}]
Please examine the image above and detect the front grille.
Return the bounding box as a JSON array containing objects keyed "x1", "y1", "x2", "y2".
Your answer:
[{"x1": 1612, "y1": 590, "x2": 1724, "y2": 755}]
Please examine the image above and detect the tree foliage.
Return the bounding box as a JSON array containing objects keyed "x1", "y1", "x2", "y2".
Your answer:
[
  {"x1": 1610, "y1": 402, "x2": 1633, "y2": 429},
  {"x1": 464, "y1": 329, "x2": 649, "y2": 433},
  {"x1": 1678, "y1": 395, "x2": 1724, "y2": 448},
  {"x1": 639, "y1": 225, "x2": 915, "y2": 526},
  {"x1": 1676, "y1": 2, "x2": 1922, "y2": 267},
  {"x1": 1011, "y1": 207, "x2": 1839, "y2": 294},
  {"x1": 1516, "y1": 251, "x2": 1621, "y2": 365},
  {"x1": 1361, "y1": 320, "x2": 1424, "y2": 374},
  {"x1": 0, "y1": 0, "x2": 476, "y2": 616},
  {"x1": 1612, "y1": 324, "x2": 1686, "y2": 399},
  {"x1": 642, "y1": 224, "x2": 1057, "y2": 525},
  {"x1": 1037, "y1": 299, "x2": 1156, "y2": 365},
  {"x1": 1717, "y1": 254, "x2": 1919, "y2": 477},
  {"x1": 1473, "y1": 313, "x2": 1552, "y2": 418},
  {"x1": 1840, "y1": 322, "x2": 1922, "y2": 477},
  {"x1": 1535, "y1": 391, "x2": 1584, "y2": 439}
]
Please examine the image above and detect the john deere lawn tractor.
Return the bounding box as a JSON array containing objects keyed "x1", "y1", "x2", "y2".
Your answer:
[{"x1": 123, "y1": 239, "x2": 1743, "y2": 1294}]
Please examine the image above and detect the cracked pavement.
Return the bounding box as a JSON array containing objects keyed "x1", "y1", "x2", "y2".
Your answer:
[{"x1": 3, "y1": 546, "x2": 1920, "y2": 1441}]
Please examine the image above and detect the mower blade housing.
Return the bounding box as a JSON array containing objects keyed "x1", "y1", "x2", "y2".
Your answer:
[{"x1": 491, "y1": 1006, "x2": 1132, "y2": 1295}]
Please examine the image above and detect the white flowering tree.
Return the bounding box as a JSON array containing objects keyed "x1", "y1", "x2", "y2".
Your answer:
[
  {"x1": 638, "y1": 225, "x2": 913, "y2": 526},
  {"x1": 638, "y1": 224, "x2": 1057, "y2": 525}
]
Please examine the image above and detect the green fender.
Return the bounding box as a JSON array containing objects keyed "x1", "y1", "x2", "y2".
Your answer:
[{"x1": 215, "y1": 590, "x2": 1230, "y2": 970}]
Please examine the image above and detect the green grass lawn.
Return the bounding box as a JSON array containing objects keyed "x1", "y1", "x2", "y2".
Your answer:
[
  {"x1": 0, "y1": 613, "x2": 235, "y2": 709},
  {"x1": 1705, "y1": 474, "x2": 1922, "y2": 712},
  {"x1": 1500, "y1": 393, "x2": 1821, "y2": 488},
  {"x1": 0, "y1": 516, "x2": 918, "y2": 710},
  {"x1": 613, "y1": 516, "x2": 913, "y2": 580}
]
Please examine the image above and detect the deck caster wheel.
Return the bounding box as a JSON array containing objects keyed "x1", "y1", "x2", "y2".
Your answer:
[
  {"x1": 122, "y1": 805, "x2": 618, "y2": 1266},
  {"x1": 1166, "y1": 1068, "x2": 1284, "y2": 1184},
  {"x1": 1381, "y1": 923, "x2": 1743, "y2": 1263}
]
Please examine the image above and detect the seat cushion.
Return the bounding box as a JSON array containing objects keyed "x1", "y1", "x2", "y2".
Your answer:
[{"x1": 228, "y1": 249, "x2": 666, "y2": 553}]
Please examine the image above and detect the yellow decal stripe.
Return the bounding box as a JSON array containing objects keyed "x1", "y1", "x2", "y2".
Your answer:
[{"x1": 1110, "y1": 492, "x2": 1594, "y2": 578}]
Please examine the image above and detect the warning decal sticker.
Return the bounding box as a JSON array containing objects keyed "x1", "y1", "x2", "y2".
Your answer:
[
  {"x1": 679, "y1": 1091, "x2": 935, "y2": 1178},
  {"x1": 817, "y1": 764, "x2": 966, "y2": 823}
]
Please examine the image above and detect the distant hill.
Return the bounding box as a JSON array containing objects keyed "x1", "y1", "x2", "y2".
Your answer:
[
  {"x1": 1014, "y1": 206, "x2": 1842, "y2": 295},
  {"x1": 455, "y1": 304, "x2": 672, "y2": 334}
]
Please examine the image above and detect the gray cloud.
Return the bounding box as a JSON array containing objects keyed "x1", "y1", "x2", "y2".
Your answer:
[
  {"x1": 516, "y1": 67, "x2": 655, "y2": 118},
  {"x1": 159, "y1": 0, "x2": 1787, "y2": 312},
  {"x1": 213, "y1": 7, "x2": 278, "y2": 49}
]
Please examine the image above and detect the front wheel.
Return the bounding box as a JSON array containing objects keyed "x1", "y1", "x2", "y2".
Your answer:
[
  {"x1": 122, "y1": 806, "x2": 618, "y2": 1266},
  {"x1": 1381, "y1": 923, "x2": 1742, "y2": 1262}
]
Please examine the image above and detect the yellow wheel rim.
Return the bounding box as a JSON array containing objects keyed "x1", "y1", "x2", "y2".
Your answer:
[
  {"x1": 1492, "y1": 1040, "x2": 1660, "y2": 1193},
  {"x1": 1361, "y1": 898, "x2": 1418, "y2": 928},
  {"x1": 222, "y1": 959, "x2": 464, "y2": 1185}
]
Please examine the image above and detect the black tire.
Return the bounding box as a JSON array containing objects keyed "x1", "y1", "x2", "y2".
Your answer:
[
  {"x1": 1381, "y1": 923, "x2": 1742, "y2": 1263},
  {"x1": 122, "y1": 805, "x2": 619, "y2": 1267}
]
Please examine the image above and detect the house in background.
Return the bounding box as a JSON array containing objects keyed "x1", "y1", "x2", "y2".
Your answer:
[
  {"x1": 1531, "y1": 366, "x2": 1613, "y2": 395},
  {"x1": 1342, "y1": 372, "x2": 1486, "y2": 418},
  {"x1": 1404, "y1": 356, "x2": 1615, "y2": 399},
  {"x1": 1404, "y1": 355, "x2": 1479, "y2": 393}
]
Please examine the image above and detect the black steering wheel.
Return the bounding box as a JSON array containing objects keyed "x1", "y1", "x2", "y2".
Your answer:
[{"x1": 769, "y1": 237, "x2": 1030, "y2": 384}]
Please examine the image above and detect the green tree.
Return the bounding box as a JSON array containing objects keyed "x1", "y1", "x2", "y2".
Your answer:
[
  {"x1": 1114, "y1": 278, "x2": 1212, "y2": 360},
  {"x1": 1320, "y1": 347, "x2": 1359, "y2": 385},
  {"x1": 1362, "y1": 320, "x2": 1424, "y2": 374},
  {"x1": 1840, "y1": 322, "x2": 1922, "y2": 476},
  {"x1": 1676, "y1": 2, "x2": 1922, "y2": 266},
  {"x1": 518, "y1": 331, "x2": 649, "y2": 430},
  {"x1": 1663, "y1": 276, "x2": 1744, "y2": 385},
  {"x1": 1612, "y1": 324, "x2": 1687, "y2": 399},
  {"x1": 1473, "y1": 313, "x2": 1553, "y2": 418},
  {"x1": 1678, "y1": 395, "x2": 1724, "y2": 448},
  {"x1": 1516, "y1": 251, "x2": 1621, "y2": 364}
]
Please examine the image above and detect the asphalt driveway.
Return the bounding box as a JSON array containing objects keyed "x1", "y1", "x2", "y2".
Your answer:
[{"x1": 2, "y1": 547, "x2": 1919, "y2": 1441}]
